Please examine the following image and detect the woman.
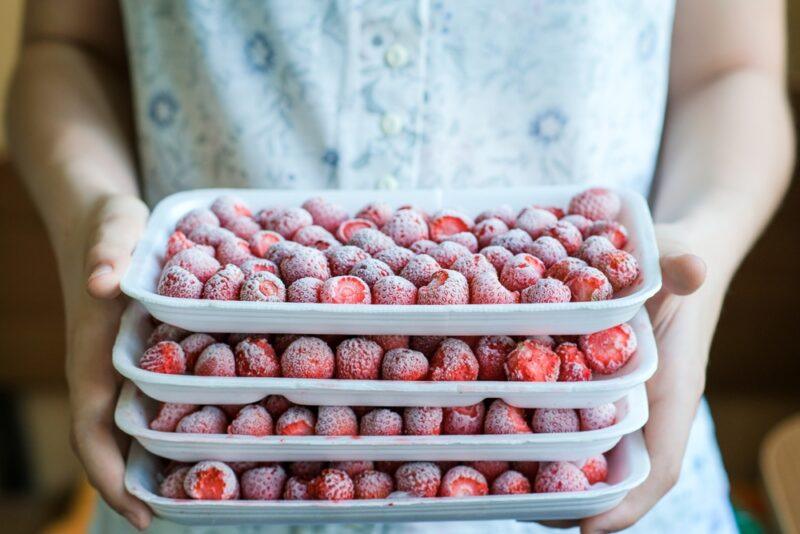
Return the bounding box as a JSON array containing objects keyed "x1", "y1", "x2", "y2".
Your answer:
[{"x1": 7, "y1": 1, "x2": 793, "y2": 532}]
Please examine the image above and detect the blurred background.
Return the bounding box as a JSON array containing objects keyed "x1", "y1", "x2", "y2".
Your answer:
[{"x1": 0, "y1": 2, "x2": 798, "y2": 533}]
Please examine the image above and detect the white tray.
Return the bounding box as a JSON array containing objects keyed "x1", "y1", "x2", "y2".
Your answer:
[
  {"x1": 115, "y1": 381, "x2": 647, "y2": 462},
  {"x1": 124, "y1": 432, "x2": 650, "y2": 525},
  {"x1": 113, "y1": 303, "x2": 658, "y2": 408},
  {"x1": 120, "y1": 187, "x2": 661, "y2": 335}
]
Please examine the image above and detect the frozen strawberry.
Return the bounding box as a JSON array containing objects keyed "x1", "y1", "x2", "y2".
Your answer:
[
  {"x1": 573, "y1": 455, "x2": 608, "y2": 484},
  {"x1": 439, "y1": 466, "x2": 488, "y2": 497},
  {"x1": 373, "y1": 246, "x2": 415, "y2": 273},
  {"x1": 556, "y1": 342, "x2": 592, "y2": 382},
  {"x1": 531, "y1": 408, "x2": 580, "y2": 433},
  {"x1": 325, "y1": 245, "x2": 371, "y2": 277},
  {"x1": 280, "y1": 247, "x2": 331, "y2": 284},
  {"x1": 577, "y1": 235, "x2": 616, "y2": 265},
  {"x1": 194, "y1": 343, "x2": 236, "y2": 376},
  {"x1": 283, "y1": 477, "x2": 312, "y2": 500},
  {"x1": 372, "y1": 275, "x2": 417, "y2": 305},
  {"x1": 281, "y1": 337, "x2": 334, "y2": 378},
  {"x1": 189, "y1": 224, "x2": 236, "y2": 247},
  {"x1": 560, "y1": 214, "x2": 593, "y2": 237},
  {"x1": 315, "y1": 406, "x2": 358, "y2": 436},
  {"x1": 545, "y1": 257, "x2": 587, "y2": 282},
  {"x1": 476, "y1": 205, "x2": 516, "y2": 227},
  {"x1": 526, "y1": 236, "x2": 568, "y2": 268},
  {"x1": 409, "y1": 239, "x2": 437, "y2": 255},
  {"x1": 428, "y1": 241, "x2": 471, "y2": 269},
  {"x1": 224, "y1": 215, "x2": 261, "y2": 240},
  {"x1": 228, "y1": 404, "x2": 274, "y2": 436},
  {"x1": 586, "y1": 220, "x2": 628, "y2": 249},
  {"x1": 319, "y1": 275, "x2": 372, "y2": 304},
  {"x1": 248, "y1": 230, "x2": 284, "y2": 258},
  {"x1": 286, "y1": 277, "x2": 323, "y2": 303},
  {"x1": 468, "y1": 461, "x2": 509, "y2": 484},
  {"x1": 451, "y1": 253, "x2": 496, "y2": 282},
  {"x1": 215, "y1": 237, "x2": 253, "y2": 267},
  {"x1": 519, "y1": 278, "x2": 571, "y2": 304},
  {"x1": 290, "y1": 461, "x2": 324, "y2": 480},
  {"x1": 578, "y1": 403, "x2": 617, "y2": 431},
  {"x1": 293, "y1": 224, "x2": 340, "y2": 250},
  {"x1": 147, "y1": 323, "x2": 188, "y2": 347},
  {"x1": 158, "y1": 265, "x2": 203, "y2": 299},
  {"x1": 333, "y1": 218, "x2": 374, "y2": 243},
  {"x1": 499, "y1": 253, "x2": 546, "y2": 291},
  {"x1": 276, "y1": 406, "x2": 316, "y2": 436},
  {"x1": 400, "y1": 254, "x2": 441, "y2": 287},
  {"x1": 479, "y1": 245, "x2": 514, "y2": 272},
  {"x1": 473, "y1": 218, "x2": 510, "y2": 248},
  {"x1": 418, "y1": 269, "x2": 469, "y2": 305},
  {"x1": 505, "y1": 340, "x2": 560, "y2": 382},
  {"x1": 348, "y1": 228, "x2": 396, "y2": 255},
  {"x1": 594, "y1": 249, "x2": 639, "y2": 291},
  {"x1": 262, "y1": 395, "x2": 293, "y2": 419},
  {"x1": 381, "y1": 348, "x2": 429, "y2": 381},
  {"x1": 202, "y1": 263, "x2": 245, "y2": 300},
  {"x1": 165, "y1": 231, "x2": 196, "y2": 260},
  {"x1": 484, "y1": 400, "x2": 531, "y2": 434},
  {"x1": 429, "y1": 210, "x2": 473, "y2": 242},
  {"x1": 335, "y1": 337, "x2": 384, "y2": 379},
  {"x1": 442, "y1": 403, "x2": 485, "y2": 435},
  {"x1": 526, "y1": 335, "x2": 556, "y2": 349},
  {"x1": 349, "y1": 258, "x2": 393, "y2": 288},
  {"x1": 566, "y1": 267, "x2": 613, "y2": 302},
  {"x1": 159, "y1": 466, "x2": 190, "y2": 499},
  {"x1": 210, "y1": 195, "x2": 252, "y2": 224},
  {"x1": 468, "y1": 271, "x2": 520, "y2": 305},
  {"x1": 429, "y1": 338, "x2": 479, "y2": 381},
  {"x1": 360, "y1": 409, "x2": 403, "y2": 436},
  {"x1": 302, "y1": 197, "x2": 349, "y2": 233},
  {"x1": 491, "y1": 470, "x2": 531, "y2": 495},
  {"x1": 354, "y1": 470, "x2": 393, "y2": 499},
  {"x1": 183, "y1": 461, "x2": 239, "y2": 500},
  {"x1": 266, "y1": 207, "x2": 314, "y2": 238},
  {"x1": 356, "y1": 201, "x2": 394, "y2": 227},
  {"x1": 475, "y1": 336, "x2": 515, "y2": 380},
  {"x1": 510, "y1": 461, "x2": 539, "y2": 480},
  {"x1": 409, "y1": 336, "x2": 445, "y2": 358},
  {"x1": 395, "y1": 462, "x2": 441, "y2": 497},
  {"x1": 331, "y1": 461, "x2": 375, "y2": 479},
  {"x1": 240, "y1": 465, "x2": 286, "y2": 500},
  {"x1": 254, "y1": 206, "x2": 281, "y2": 228},
  {"x1": 403, "y1": 407, "x2": 443, "y2": 435},
  {"x1": 311, "y1": 468, "x2": 354, "y2": 501},
  {"x1": 490, "y1": 229, "x2": 533, "y2": 254},
  {"x1": 176, "y1": 208, "x2": 220, "y2": 236},
  {"x1": 179, "y1": 333, "x2": 216, "y2": 371},
  {"x1": 541, "y1": 221, "x2": 583, "y2": 255},
  {"x1": 367, "y1": 335, "x2": 409, "y2": 351},
  {"x1": 264, "y1": 240, "x2": 304, "y2": 266},
  {"x1": 443, "y1": 232, "x2": 478, "y2": 253},
  {"x1": 272, "y1": 333, "x2": 301, "y2": 354},
  {"x1": 239, "y1": 258, "x2": 278, "y2": 279},
  {"x1": 239, "y1": 271, "x2": 287, "y2": 302},
  {"x1": 568, "y1": 187, "x2": 621, "y2": 221},
  {"x1": 535, "y1": 205, "x2": 566, "y2": 219},
  {"x1": 534, "y1": 461, "x2": 589, "y2": 493},
  {"x1": 579, "y1": 324, "x2": 637, "y2": 374},
  {"x1": 150, "y1": 403, "x2": 198, "y2": 432},
  {"x1": 140, "y1": 341, "x2": 186, "y2": 374},
  {"x1": 176, "y1": 406, "x2": 227, "y2": 434},
  {"x1": 516, "y1": 208, "x2": 558, "y2": 239},
  {"x1": 234, "y1": 336, "x2": 279, "y2": 377}
]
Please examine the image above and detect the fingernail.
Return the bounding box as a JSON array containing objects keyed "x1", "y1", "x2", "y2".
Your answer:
[
  {"x1": 124, "y1": 512, "x2": 146, "y2": 531},
  {"x1": 89, "y1": 263, "x2": 113, "y2": 280}
]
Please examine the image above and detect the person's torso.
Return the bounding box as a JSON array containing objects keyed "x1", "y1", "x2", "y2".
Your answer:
[{"x1": 120, "y1": 0, "x2": 674, "y2": 207}]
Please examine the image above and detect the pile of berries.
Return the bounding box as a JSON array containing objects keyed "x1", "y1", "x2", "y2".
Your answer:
[
  {"x1": 160, "y1": 454, "x2": 608, "y2": 501},
  {"x1": 149, "y1": 395, "x2": 617, "y2": 437},
  {"x1": 139, "y1": 322, "x2": 637, "y2": 381},
  {"x1": 156, "y1": 189, "x2": 639, "y2": 304}
]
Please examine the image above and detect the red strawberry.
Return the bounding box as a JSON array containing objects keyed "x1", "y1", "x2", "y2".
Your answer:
[
  {"x1": 578, "y1": 323, "x2": 637, "y2": 374},
  {"x1": 319, "y1": 275, "x2": 372, "y2": 304},
  {"x1": 505, "y1": 340, "x2": 560, "y2": 382}
]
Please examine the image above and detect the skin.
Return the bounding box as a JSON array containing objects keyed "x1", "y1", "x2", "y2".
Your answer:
[{"x1": 5, "y1": 0, "x2": 794, "y2": 532}]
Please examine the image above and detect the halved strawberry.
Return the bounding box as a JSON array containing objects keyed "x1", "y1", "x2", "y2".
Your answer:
[
  {"x1": 578, "y1": 323, "x2": 637, "y2": 374},
  {"x1": 319, "y1": 275, "x2": 372, "y2": 304},
  {"x1": 505, "y1": 340, "x2": 560, "y2": 382},
  {"x1": 336, "y1": 218, "x2": 377, "y2": 243},
  {"x1": 429, "y1": 211, "x2": 473, "y2": 242}
]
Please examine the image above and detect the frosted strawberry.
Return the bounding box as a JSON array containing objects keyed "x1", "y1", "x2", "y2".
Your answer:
[
  {"x1": 311, "y1": 468, "x2": 355, "y2": 501},
  {"x1": 234, "y1": 336, "x2": 280, "y2": 377},
  {"x1": 579, "y1": 323, "x2": 637, "y2": 374},
  {"x1": 319, "y1": 275, "x2": 372, "y2": 304},
  {"x1": 373, "y1": 246, "x2": 415, "y2": 273},
  {"x1": 265, "y1": 207, "x2": 313, "y2": 238},
  {"x1": 418, "y1": 269, "x2": 469, "y2": 305},
  {"x1": 594, "y1": 249, "x2": 639, "y2": 291},
  {"x1": 287, "y1": 277, "x2": 324, "y2": 303},
  {"x1": 451, "y1": 253, "x2": 496, "y2": 282},
  {"x1": 484, "y1": 400, "x2": 531, "y2": 434},
  {"x1": 325, "y1": 245, "x2": 371, "y2": 276},
  {"x1": 360, "y1": 409, "x2": 403, "y2": 436},
  {"x1": 290, "y1": 461, "x2": 324, "y2": 480},
  {"x1": 526, "y1": 335, "x2": 556, "y2": 349},
  {"x1": 367, "y1": 335, "x2": 409, "y2": 351},
  {"x1": 147, "y1": 323, "x2": 188, "y2": 346},
  {"x1": 334, "y1": 218, "x2": 375, "y2": 243},
  {"x1": 409, "y1": 239, "x2": 437, "y2": 255},
  {"x1": 165, "y1": 231, "x2": 196, "y2": 260},
  {"x1": 531, "y1": 408, "x2": 580, "y2": 433},
  {"x1": 239, "y1": 271, "x2": 287, "y2": 302},
  {"x1": 409, "y1": 336, "x2": 445, "y2": 358},
  {"x1": 330, "y1": 461, "x2": 374, "y2": 478},
  {"x1": 473, "y1": 218, "x2": 510, "y2": 248},
  {"x1": 354, "y1": 470, "x2": 394, "y2": 499},
  {"x1": 428, "y1": 241, "x2": 471, "y2": 269},
  {"x1": 573, "y1": 455, "x2": 608, "y2": 484},
  {"x1": 442, "y1": 403, "x2": 486, "y2": 435},
  {"x1": 349, "y1": 258, "x2": 393, "y2": 287},
  {"x1": 159, "y1": 466, "x2": 190, "y2": 498},
  {"x1": 545, "y1": 257, "x2": 588, "y2": 282},
  {"x1": 248, "y1": 230, "x2": 283, "y2": 258},
  {"x1": 372, "y1": 275, "x2": 418, "y2": 305},
  {"x1": 335, "y1": 337, "x2": 384, "y2": 380},
  {"x1": 556, "y1": 342, "x2": 592, "y2": 382},
  {"x1": 429, "y1": 338, "x2": 479, "y2": 381},
  {"x1": 586, "y1": 220, "x2": 628, "y2": 249},
  {"x1": 439, "y1": 466, "x2": 488, "y2": 497},
  {"x1": 541, "y1": 221, "x2": 583, "y2": 255},
  {"x1": 566, "y1": 267, "x2": 613, "y2": 302},
  {"x1": 228, "y1": 404, "x2": 274, "y2": 436},
  {"x1": 491, "y1": 470, "x2": 531, "y2": 495},
  {"x1": 302, "y1": 197, "x2": 349, "y2": 233},
  {"x1": 157, "y1": 265, "x2": 203, "y2": 299},
  {"x1": 568, "y1": 187, "x2": 621, "y2": 221},
  {"x1": 520, "y1": 278, "x2": 571, "y2": 304},
  {"x1": 150, "y1": 403, "x2": 198, "y2": 432},
  {"x1": 276, "y1": 406, "x2": 316, "y2": 436},
  {"x1": 476, "y1": 205, "x2": 516, "y2": 227},
  {"x1": 578, "y1": 403, "x2": 617, "y2": 431},
  {"x1": 280, "y1": 247, "x2": 331, "y2": 284},
  {"x1": 201, "y1": 264, "x2": 246, "y2": 301},
  {"x1": 283, "y1": 477, "x2": 312, "y2": 500},
  {"x1": 577, "y1": 235, "x2": 616, "y2": 265},
  {"x1": 381, "y1": 348, "x2": 429, "y2": 381},
  {"x1": 381, "y1": 209, "x2": 430, "y2": 247},
  {"x1": 400, "y1": 254, "x2": 441, "y2": 287},
  {"x1": 216, "y1": 237, "x2": 254, "y2": 267},
  {"x1": 505, "y1": 340, "x2": 560, "y2": 382},
  {"x1": 403, "y1": 407, "x2": 443, "y2": 435},
  {"x1": 395, "y1": 462, "x2": 441, "y2": 497},
  {"x1": 292, "y1": 224, "x2": 340, "y2": 250},
  {"x1": 470, "y1": 269, "x2": 521, "y2": 304},
  {"x1": 468, "y1": 461, "x2": 509, "y2": 484},
  {"x1": 348, "y1": 228, "x2": 396, "y2": 255},
  {"x1": 241, "y1": 465, "x2": 286, "y2": 500},
  {"x1": 499, "y1": 253, "x2": 546, "y2": 291},
  {"x1": 224, "y1": 215, "x2": 261, "y2": 240},
  {"x1": 140, "y1": 341, "x2": 186, "y2": 374},
  {"x1": 264, "y1": 240, "x2": 303, "y2": 266},
  {"x1": 560, "y1": 214, "x2": 593, "y2": 237},
  {"x1": 176, "y1": 207, "x2": 220, "y2": 236},
  {"x1": 479, "y1": 245, "x2": 514, "y2": 272},
  {"x1": 210, "y1": 195, "x2": 252, "y2": 224},
  {"x1": 443, "y1": 232, "x2": 478, "y2": 253},
  {"x1": 356, "y1": 201, "x2": 394, "y2": 227},
  {"x1": 262, "y1": 395, "x2": 293, "y2": 419},
  {"x1": 429, "y1": 210, "x2": 473, "y2": 242},
  {"x1": 534, "y1": 462, "x2": 589, "y2": 493},
  {"x1": 315, "y1": 406, "x2": 358, "y2": 436},
  {"x1": 176, "y1": 406, "x2": 227, "y2": 434},
  {"x1": 194, "y1": 343, "x2": 236, "y2": 376},
  {"x1": 475, "y1": 335, "x2": 515, "y2": 380},
  {"x1": 183, "y1": 461, "x2": 239, "y2": 500},
  {"x1": 516, "y1": 207, "x2": 558, "y2": 239},
  {"x1": 281, "y1": 337, "x2": 335, "y2": 378},
  {"x1": 490, "y1": 229, "x2": 533, "y2": 254},
  {"x1": 525, "y1": 236, "x2": 568, "y2": 268},
  {"x1": 188, "y1": 224, "x2": 236, "y2": 247}
]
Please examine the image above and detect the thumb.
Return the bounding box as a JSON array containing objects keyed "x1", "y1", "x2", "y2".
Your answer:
[
  {"x1": 659, "y1": 252, "x2": 706, "y2": 296},
  {"x1": 86, "y1": 195, "x2": 149, "y2": 299}
]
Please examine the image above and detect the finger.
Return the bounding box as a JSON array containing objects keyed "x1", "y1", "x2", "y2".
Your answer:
[
  {"x1": 660, "y1": 253, "x2": 706, "y2": 296},
  {"x1": 86, "y1": 196, "x2": 149, "y2": 299}
]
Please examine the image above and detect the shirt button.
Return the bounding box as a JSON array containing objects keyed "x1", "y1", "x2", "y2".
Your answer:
[
  {"x1": 381, "y1": 113, "x2": 403, "y2": 136},
  {"x1": 385, "y1": 44, "x2": 409, "y2": 68},
  {"x1": 376, "y1": 174, "x2": 399, "y2": 190}
]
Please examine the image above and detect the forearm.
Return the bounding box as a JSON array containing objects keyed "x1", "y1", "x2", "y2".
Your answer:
[{"x1": 6, "y1": 40, "x2": 140, "y2": 291}]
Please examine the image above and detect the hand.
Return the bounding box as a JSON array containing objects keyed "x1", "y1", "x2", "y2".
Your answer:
[
  {"x1": 65, "y1": 194, "x2": 151, "y2": 530},
  {"x1": 581, "y1": 225, "x2": 711, "y2": 533}
]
